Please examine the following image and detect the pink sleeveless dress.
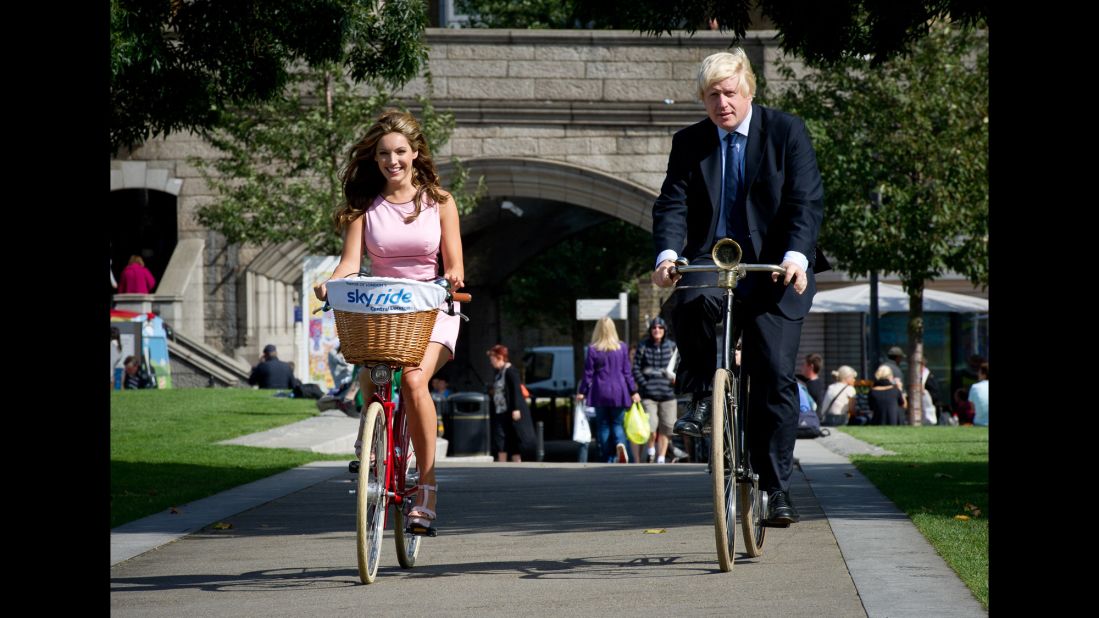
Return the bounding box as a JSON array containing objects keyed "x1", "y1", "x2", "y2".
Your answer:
[{"x1": 363, "y1": 194, "x2": 461, "y2": 356}]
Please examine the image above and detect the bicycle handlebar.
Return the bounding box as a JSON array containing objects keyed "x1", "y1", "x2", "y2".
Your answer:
[{"x1": 673, "y1": 262, "x2": 786, "y2": 276}]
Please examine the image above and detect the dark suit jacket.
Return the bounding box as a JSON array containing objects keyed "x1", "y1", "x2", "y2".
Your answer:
[
  {"x1": 652, "y1": 104, "x2": 829, "y2": 319},
  {"x1": 248, "y1": 357, "x2": 298, "y2": 389}
]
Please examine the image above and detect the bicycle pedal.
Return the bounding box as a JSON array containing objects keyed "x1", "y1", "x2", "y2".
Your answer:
[{"x1": 405, "y1": 525, "x2": 438, "y2": 538}]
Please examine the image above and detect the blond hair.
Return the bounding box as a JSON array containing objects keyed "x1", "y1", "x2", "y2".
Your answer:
[
  {"x1": 874, "y1": 365, "x2": 894, "y2": 381},
  {"x1": 832, "y1": 365, "x2": 857, "y2": 382},
  {"x1": 697, "y1": 49, "x2": 757, "y2": 100},
  {"x1": 590, "y1": 316, "x2": 622, "y2": 352}
]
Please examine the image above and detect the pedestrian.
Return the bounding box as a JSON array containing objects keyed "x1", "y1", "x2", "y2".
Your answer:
[
  {"x1": 577, "y1": 316, "x2": 642, "y2": 463},
  {"x1": 110, "y1": 326, "x2": 123, "y2": 390},
  {"x1": 802, "y1": 353, "x2": 825, "y2": 411},
  {"x1": 820, "y1": 365, "x2": 858, "y2": 426},
  {"x1": 312, "y1": 109, "x2": 466, "y2": 537},
  {"x1": 969, "y1": 362, "x2": 988, "y2": 426},
  {"x1": 248, "y1": 344, "x2": 298, "y2": 389},
  {"x1": 117, "y1": 255, "x2": 156, "y2": 294},
  {"x1": 632, "y1": 317, "x2": 679, "y2": 463},
  {"x1": 121, "y1": 354, "x2": 153, "y2": 389},
  {"x1": 868, "y1": 365, "x2": 906, "y2": 425},
  {"x1": 486, "y1": 344, "x2": 537, "y2": 462},
  {"x1": 650, "y1": 49, "x2": 829, "y2": 525}
]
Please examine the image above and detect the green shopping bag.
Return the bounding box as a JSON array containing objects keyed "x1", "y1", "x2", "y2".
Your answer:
[{"x1": 624, "y1": 401, "x2": 651, "y2": 445}]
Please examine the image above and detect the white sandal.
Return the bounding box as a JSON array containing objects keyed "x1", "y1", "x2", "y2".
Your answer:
[{"x1": 405, "y1": 484, "x2": 438, "y2": 537}]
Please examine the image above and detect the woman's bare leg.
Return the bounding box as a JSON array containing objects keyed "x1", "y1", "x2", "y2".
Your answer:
[{"x1": 402, "y1": 343, "x2": 450, "y2": 493}]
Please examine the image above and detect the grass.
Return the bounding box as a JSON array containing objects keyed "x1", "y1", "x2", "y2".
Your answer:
[
  {"x1": 111, "y1": 389, "x2": 347, "y2": 529},
  {"x1": 836, "y1": 426, "x2": 988, "y2": 609}
]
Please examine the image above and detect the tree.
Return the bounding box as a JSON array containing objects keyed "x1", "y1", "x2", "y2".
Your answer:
[
  {"x1": 110, "y1": 0, "x2": 429, "y2": 156},
  {"x1": 193, "y1": 69, "x2": 484, "y2": 254},
  {"x1": 773, "y1": 24, "x2": 988, "y2": 424},
  {"x1": 459, "y1": 0, "x2": 988, "y2": 66}
]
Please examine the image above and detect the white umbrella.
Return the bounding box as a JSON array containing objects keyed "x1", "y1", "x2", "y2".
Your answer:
[{"x1": 810, "y1": 283, "x2": 988, "y2": 313}]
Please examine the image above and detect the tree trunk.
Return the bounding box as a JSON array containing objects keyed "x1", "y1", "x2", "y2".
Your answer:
[{"x1": 906, "y1": 283, "x2": 925, "y2": 426}]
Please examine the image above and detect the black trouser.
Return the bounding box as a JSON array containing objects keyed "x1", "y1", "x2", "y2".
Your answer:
[{"x1": 665, "y1": 261, "x2": 804, "y2": 494}]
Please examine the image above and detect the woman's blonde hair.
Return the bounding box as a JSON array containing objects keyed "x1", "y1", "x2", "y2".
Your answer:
[
  {"x1": 832, "y1": 365, "x2": 857, "y2": 382},
  {"x1": 874, "y1": 364, "x2": 894, "y2": 381},
  {"x1": 334, "y1": 109, "x2": 447, "y2": 229},
  {"x1": 590, "y1": 316, "x2": 622, "y2": 352}
]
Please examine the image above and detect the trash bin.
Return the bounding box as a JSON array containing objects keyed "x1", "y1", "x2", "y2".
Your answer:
[{"x1": 446, "y1": 392, "x2": 490, "y2": 456}]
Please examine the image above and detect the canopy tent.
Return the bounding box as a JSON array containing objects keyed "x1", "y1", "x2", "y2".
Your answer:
[{"x1": 810, "y1": 283, "x2": 988, "y2": 313}]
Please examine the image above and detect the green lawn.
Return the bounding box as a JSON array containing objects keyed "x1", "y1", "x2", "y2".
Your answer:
[
  {"x1": 111, "y1": 389, "x2": 346, "y2": 529},
  {"x1": 837, "y1": 426, "x2": 988, "y2": 609}
]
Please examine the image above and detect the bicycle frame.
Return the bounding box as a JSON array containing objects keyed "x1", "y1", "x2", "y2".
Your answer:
[{"x1": 367, "y1": 365, "x2": 417, "y2": 525}]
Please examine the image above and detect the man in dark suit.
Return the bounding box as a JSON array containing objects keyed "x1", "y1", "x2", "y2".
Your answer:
[
  {"x1": 248, "y1": 344, "x2": 298, "y2": 389},
  {"x1": 651, "y1": 49, "x2": 829, "y2": 526}
]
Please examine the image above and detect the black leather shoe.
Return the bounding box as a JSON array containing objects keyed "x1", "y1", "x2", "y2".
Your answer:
[
  {"x1": 673, "y1": 396, "x2": 712, "y2": 438},
  {"x1": 763, "y1": 490, "x2": 800, "y2": 526}
]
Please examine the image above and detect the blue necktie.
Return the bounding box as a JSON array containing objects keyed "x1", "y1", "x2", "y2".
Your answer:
[{"x1": 724, "y1": 132, "x2": 748, "y2": 242}]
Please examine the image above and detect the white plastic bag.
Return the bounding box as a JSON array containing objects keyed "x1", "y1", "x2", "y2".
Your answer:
[{"x1": 572, "y1": 401, "x2": 592, "y2": 444}]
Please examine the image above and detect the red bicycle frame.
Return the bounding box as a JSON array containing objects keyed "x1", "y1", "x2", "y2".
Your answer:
[{"x1": 370, "y1": 367, "x2": 416, "y2": 526}]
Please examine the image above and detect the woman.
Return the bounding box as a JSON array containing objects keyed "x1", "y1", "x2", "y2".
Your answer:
[
  {"x1": 313, "y1": 109, "x2": 464, "y2": 537},
  {"x1": 486, "y1": 344, "x2": 537, "y2": 462},
  {"x1": 821, "y1": 365, "x2": 858, "y2": 427},
  {"x1": 868, "y1": 365, "x2": 906, "y2": 426},
  {"x1": 577, "y1": 316, "x2": 641, "y2": 463},
  {"x1": 632, "y1": 317, "x2": 678, "y2": 463},
  {"x1": 118, "y1": 255, "x2": 156, "y2": 293}
]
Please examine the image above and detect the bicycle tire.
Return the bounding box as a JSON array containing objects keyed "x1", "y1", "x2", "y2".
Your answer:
[
  {"x1": 737, "y1": 375, "x2": 766, "y2": 556},
  {"x1": 711, "y1": 368, "x2": 737, "y2": 572},
  {"x1": 393, "y1": 412, "x2": 421, "y2": 568},
  {"x1": 356, "y1": 402, "x2": 387, "y2": 584}
]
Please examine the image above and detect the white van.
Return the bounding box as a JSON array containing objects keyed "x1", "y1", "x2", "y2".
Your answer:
[{"x1": 522, "y1": 346, "x2": 576, "y2": 398}]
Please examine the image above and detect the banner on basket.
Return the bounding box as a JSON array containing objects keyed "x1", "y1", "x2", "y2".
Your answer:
[{"x1": 327, "y1": 277, "x2": 446, "y2": 314}]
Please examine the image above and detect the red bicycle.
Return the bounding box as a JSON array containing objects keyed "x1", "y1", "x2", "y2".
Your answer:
[{"x1": 322, "y1": 275, "x2": 469, "y2": 584}]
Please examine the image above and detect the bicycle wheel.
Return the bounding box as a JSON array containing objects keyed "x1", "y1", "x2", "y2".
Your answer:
[
  {"x1": 710, "y1": 368, "x2": 737, "y2": 572},
  {"x1": 356, "y1": 402, "x2": 388, "y2": 584},
  {"x1": 736, "y1": 375, "x2": 766, "y2": 557},
  {"x1": 393, "y1": 413, "x2": 422, "y2": 568}
]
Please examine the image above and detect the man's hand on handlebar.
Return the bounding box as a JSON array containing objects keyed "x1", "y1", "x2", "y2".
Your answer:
[
  {"x1": 313, "y1": 281, "x2": 328, "y2": 302},
  {"x1": 652, "y1": 260, "x2": 681, "y2": 288},
  {"x1": 772, "y1": 260, "x2": 808, "y2": 295}
]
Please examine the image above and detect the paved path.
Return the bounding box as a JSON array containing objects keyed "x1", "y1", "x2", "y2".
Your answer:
[{"x1": 110, "y1": 421, "x2": 986, "y2": 617}]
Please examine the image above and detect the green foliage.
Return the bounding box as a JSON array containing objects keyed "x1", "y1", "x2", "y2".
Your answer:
[
  {"x1": 111, "y1": 388, "x2": 346, "y2": 528},
  {"x1": 466, "y1": 1, "x2": 988, "y2": 67},
  {"x1": 501, "y1": 219, "x2": 652, "y2": 331},
  {"x1": 192, "y1": 70, "x2": 484, "y2": 254},
  {"x1": 458, "y1": 0, "x2": 578, "y2": 28},
  {"x1": 839, "y1": 426, "x2": 988, "y2": 608},
  {"x1": 774, "y1": 24, "x2": 988, "y2": 292},
  {"x1": 110, "y1": 0, "x2": 429, "y2": 155}
]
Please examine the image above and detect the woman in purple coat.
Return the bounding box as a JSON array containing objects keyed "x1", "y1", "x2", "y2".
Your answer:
[{"x1": 577, "y1": 317, "x2": 642, "y2": 463}]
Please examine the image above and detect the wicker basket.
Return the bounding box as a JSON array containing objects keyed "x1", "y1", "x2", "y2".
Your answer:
[{"x1": 334, "y1": 307, "x2": 439, "y2": 366}]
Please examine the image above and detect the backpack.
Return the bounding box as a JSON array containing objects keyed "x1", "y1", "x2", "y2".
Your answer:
[
  {"x1": 796, "y1": 382, "x2": 829, "y2": 439},
  {"x1": 293, "y1": 382, "x2": 324, "y2": 399}
]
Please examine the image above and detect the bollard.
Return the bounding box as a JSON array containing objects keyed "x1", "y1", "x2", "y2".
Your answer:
[{"x1": 536, "y1": 421, "x2": 544, "y2": 462}]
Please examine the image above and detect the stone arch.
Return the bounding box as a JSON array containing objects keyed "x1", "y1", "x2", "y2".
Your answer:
[
  {"x1": 109, "y1": 161, "x2": 185, "y2": 287},
  {"x1": 439, "y1": 157, "x2": 658, "y2": 286}
]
